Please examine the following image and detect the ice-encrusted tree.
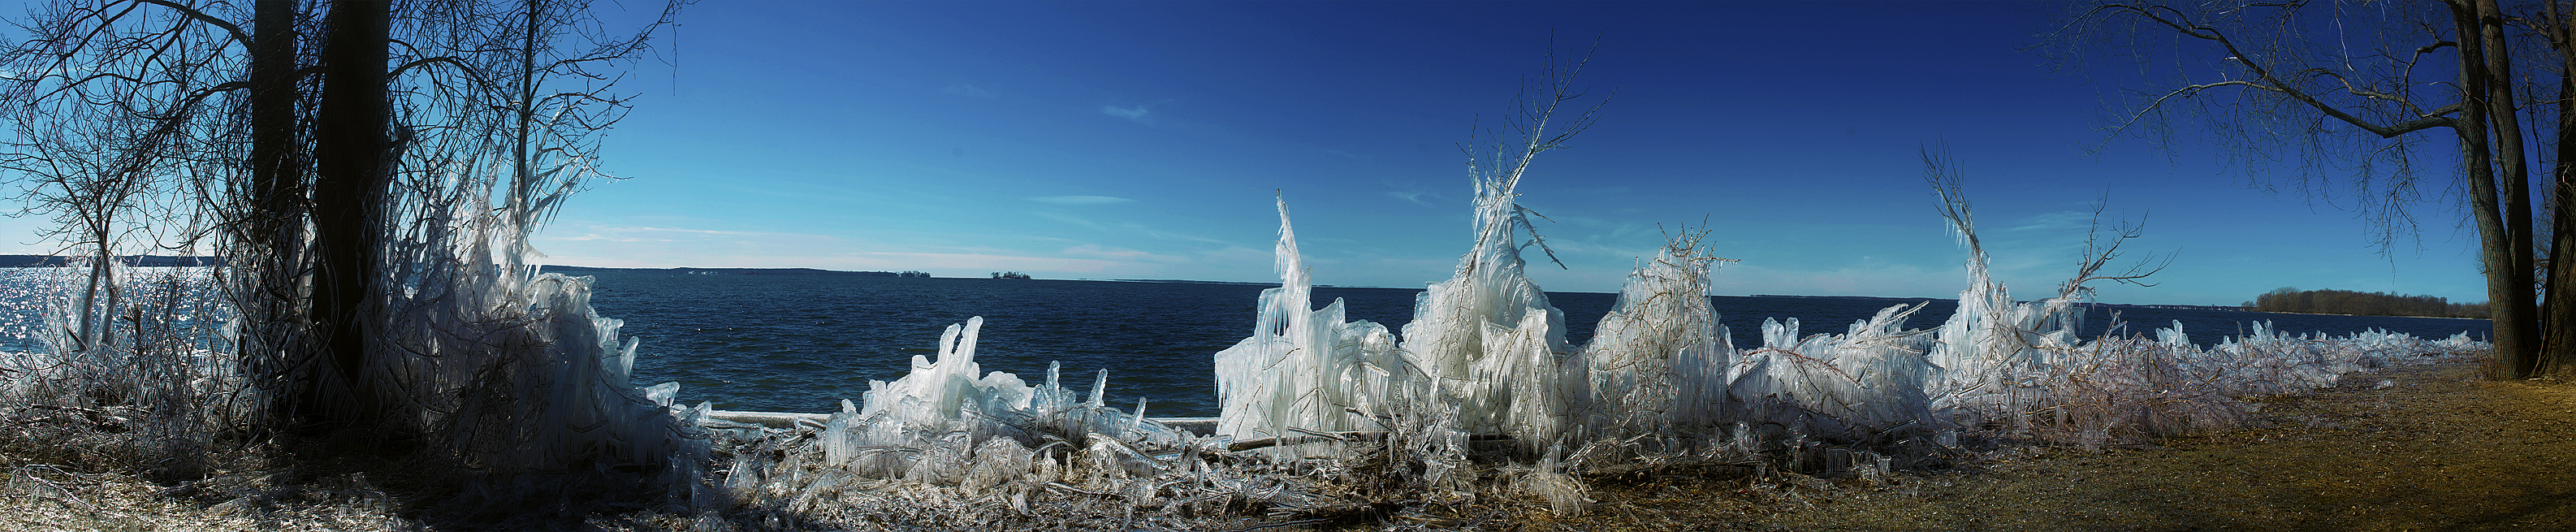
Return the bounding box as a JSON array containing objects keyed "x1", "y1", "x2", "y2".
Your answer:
[
  {"x1": 2040, "y1": 0, "x2": 2570, "y2": 378},
  {"x1": 0, "y1": 0, "x2": 697, "y2": 500}
]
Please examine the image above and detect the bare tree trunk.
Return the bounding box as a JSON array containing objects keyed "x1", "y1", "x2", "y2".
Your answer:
[
  {"x1": 2479, "y1": 0, "x2": 2537, "y2": 300},
  {"x1": 252, "y1": 0, "x2": 299, "y2": 218},
  {"x1": 308, "y1": 0, "x2": 391, "y2": 424},
  {"x1": 2544, "y1": 71, "x2": 2576, "y2": 374},
  {"x1": 244, "y1": 0, "x2": 310, "y2": 424},
  {"x1": 2454, "y1": 0, "x2": 2539, "y2": 379},
  {"x1": 2542, "y1": 0, "x2": 2576, "y2": 377}
]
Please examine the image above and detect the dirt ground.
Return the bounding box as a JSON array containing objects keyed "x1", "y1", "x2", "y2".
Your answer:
[
  {"x1": 2, "y1": 361, "x2": 2571, "y2": 531},
  {"x1": 1548, "y1": 361, "x2": 2576, "y2": 532}
]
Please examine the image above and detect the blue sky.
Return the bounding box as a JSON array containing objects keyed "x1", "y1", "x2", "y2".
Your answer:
[
  {"x1": 0, "y1": 1, "x2": 2483, "y2": 306},
  {"x1": 518, "y1": 1, "x2": 2491, "y2": 307}
]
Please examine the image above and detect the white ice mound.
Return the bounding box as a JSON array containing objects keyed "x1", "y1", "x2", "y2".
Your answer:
[
  {"x1": 1567, "y1": 236, "x2": 1727, "y2": 449},
  {"x1": 1213, "y1": 197, "x2": 1401, "y2": 456},
  {"x1": 1396, "y1": 174, "x2": 1570, "y2": 454},
  {"x1": 808, "y1": 316, "x2": 1181, "y2": 486},
  {"x1": 858, "y1": 317, "x2": 1034, "y2": 430},
  {"x1": 1728, "y1": 304, "x2": 1937, "y2": 444}
]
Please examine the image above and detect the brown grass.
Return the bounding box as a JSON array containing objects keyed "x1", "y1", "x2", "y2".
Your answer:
[{"x1": 1522, "y1": 361, "x2": 2576, "y2": 531}]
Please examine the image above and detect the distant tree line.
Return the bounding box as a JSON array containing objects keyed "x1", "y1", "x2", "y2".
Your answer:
[
  {"x1": 2245, "y1": 288, "x2": 2489, "y2": 318},
  {"x1": 990, "y1": 271, "x2": 1031, "y2": 279}
]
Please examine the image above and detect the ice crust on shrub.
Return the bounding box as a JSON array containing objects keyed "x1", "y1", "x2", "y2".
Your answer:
[
  {"x1": 1569, "y1": 238, "x2": 1728, "y2": 451},
  {"x1": 1393, "y1": 175, "x2": 1572, "y2": 456},
  {"x1": 369, "y1": 182, "x2": 715, "y2": 506}
]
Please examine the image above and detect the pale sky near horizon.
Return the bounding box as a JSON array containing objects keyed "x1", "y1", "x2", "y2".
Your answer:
[{"x1": 0, "y1": 1, "x2": 2498, "y2": 307}]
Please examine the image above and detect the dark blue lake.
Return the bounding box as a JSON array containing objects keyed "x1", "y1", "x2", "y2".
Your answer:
[{"x1": 581, "y1": 270, "x2": 2492, "y2": 417}]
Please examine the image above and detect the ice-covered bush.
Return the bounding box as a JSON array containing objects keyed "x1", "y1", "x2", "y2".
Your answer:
[
  {"x1": 1394, "y1": 171, "x2": 1573, "y2": 457},
  {"x1": 1568, "y1": 231, "x2": 1728, "y2": 454},
  {"x1": 0, "y1": 262, "x2": 237, "y2": 481},
  {"x1": 352, "y1": 161, "x2": 715, "y2": 508}
]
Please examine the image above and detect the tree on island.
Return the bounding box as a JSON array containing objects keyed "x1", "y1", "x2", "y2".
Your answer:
[
  {"x1": 2249, "y1": 287, "x2": 2491, "y2": 318},
  {"x1": 2041, "y1": 1, "x2": 2574, "y2": 378}
]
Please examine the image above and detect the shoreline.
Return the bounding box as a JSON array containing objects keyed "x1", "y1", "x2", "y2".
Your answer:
[{"x1": 707, "y1": 409, "x2": 1221, "y2": 436}]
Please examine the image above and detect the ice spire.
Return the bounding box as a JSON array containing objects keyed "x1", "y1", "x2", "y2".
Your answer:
[{"x1": 1212, "y1": 195, "x2": 1399, "y2": 456}]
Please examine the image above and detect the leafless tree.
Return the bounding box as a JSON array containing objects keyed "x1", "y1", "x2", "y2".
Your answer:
[
  {"x1": 2038, "y1": 0, "x2": 2564, "y2": 378},
  {"x1": 0, "y1": 0, "x2": 686, "y2": 496}
]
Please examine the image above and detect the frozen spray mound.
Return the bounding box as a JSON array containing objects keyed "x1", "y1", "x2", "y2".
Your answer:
[
  {"x1": 713, "y1": 317, "x2": 1335, "y2": 525},
  {"x1": 1212, "y1": 197, "x2": 1403, "y2": 458}
]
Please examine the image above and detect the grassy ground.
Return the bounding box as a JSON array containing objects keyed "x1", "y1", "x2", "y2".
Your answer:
[
  {"x1": 1543, "y1": 361, "x2": 2576, "y2": 532},
  {"x1": 2, "y1": 361, "x2": 2569, "y2": 531}
]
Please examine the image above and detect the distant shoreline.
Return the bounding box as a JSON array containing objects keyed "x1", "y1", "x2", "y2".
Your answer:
[
  {"x1": 539, "y1": 265, "x2": 913, "y2": 277},
  {"x1": 0, "y1": 254, "x2": 221, "y2": 267},
  {"x1": 1748, "y1": 294, "x2": 2247, "y2": 313},
  {"x1": 2247, "y1": 309, "x2": 2490, "y2": 321},
  {"x1": 536, "y1": 265, "x2": 2294, "y2": 309}
]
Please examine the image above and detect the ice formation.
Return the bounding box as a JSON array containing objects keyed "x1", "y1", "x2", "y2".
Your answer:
[
  {"x1": 465, "y1": 144, "x2": 2485, "y2": 524},
  {"x1": 711, "y1": 315, "x2": 1234, "y2": 518},
  {"x1": 1199, "y1": 173, "x2": 2495, "y2": 512},
  {"x1": 1212, "y1": 197, "x2": 1402, "y2": 457},
  {"x1": 1394, "y1": 171, "x2": 1573, "y2": 455},
  {"x1": 362, "y1": 174, "x2": 715, "y2": 506},
  {"x1": 1566, "y1": 232, "x2": 1730, "y2": 453}
]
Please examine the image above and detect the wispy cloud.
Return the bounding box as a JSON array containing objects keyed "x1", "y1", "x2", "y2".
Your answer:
[
  {"x1": 1100, "y1": 104, "x2": 1152, "y2": 123},
  {"x1": 1061, "y1": 244, "x2": 1188, "y2": 263},
  {"x1": 1029, "y1": 195, "x2": 1136, "y2": 205},
  {"x1": 2008, "y1": 210, "x2": 2093, "y2": 233},
  {"x1": 1100, "y1": 99, "x2": 1175, "y2": 124},
  {"x1": 1036, "y1": 212, "x2": 1240, "y2": 247},
  {"x1": 944, "y1": 84, "x2": 994, "y2": 98},
  {"x1": 600, "y1": 226, "x2": 810, "y2": 237},
  {"x1": 551, "y1": 234, "x2": 648, "y2": 243}
]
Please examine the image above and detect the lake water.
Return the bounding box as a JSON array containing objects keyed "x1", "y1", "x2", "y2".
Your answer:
[{"x1": 582, "y1": 270, "x2": 2494, "y2": 417}]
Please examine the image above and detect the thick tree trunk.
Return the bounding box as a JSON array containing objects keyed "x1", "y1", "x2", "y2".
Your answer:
[
  {"x1": 251, "y1": 0, "x2": 298, "y2": 216},
  {"x1": 2544, "y1": 96, "x2": 2576, "y2": 375},
  {"x1": 245, "y1": 0, "x2": 310, "y2": 421},
  {"x1": 2455, "y1": 0, "x2": 2539, "y2": 379},
  {"x1": 2542, "y1": 3, "x2": 2576, "y2": 377},
  {"x1": 308, "y1": 0, "x2": 391, "y2": 423}
]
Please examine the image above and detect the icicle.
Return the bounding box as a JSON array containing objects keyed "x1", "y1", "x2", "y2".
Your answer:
[
  {"x1": 1088, "y1": 369, "x2": 1108, "y2": 409},
  {"x1": 1127, "y1": 397, "x2": 1148, "y2": 438}
]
